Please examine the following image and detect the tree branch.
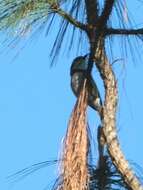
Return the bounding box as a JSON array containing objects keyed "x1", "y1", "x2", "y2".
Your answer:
[
  {"x1": 84, "y1": 0, "x2": 99, "y2": 25},
  {"x1": 94, "y1": 44, "x2": 143, "y2": 190},
  {"x1": 51, "y1": 7, "x2": 86, "y2": 30},
  {"x1": 97, "y1": 126, "x2": 106, "y2": 168},
  {"x1": 97, "y1": 0, "x2": 115, "y2": 27},
  {"x1": 106, "y1": 28, "x2": 143, "y2": 35}
]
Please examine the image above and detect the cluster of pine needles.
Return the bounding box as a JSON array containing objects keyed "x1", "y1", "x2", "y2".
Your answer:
[
  {"x1": 7, "y1": 79, "x2": 143, "y2": 190},
  {"x1": 52, "y1": 155, "x2": 133, "y2": 190},
  {"x1": 57, "y1": 79, "x2": 89, "y2": 190},
  {"x1": 51, "y1": 80, "x2": 135, "y2": 190}
]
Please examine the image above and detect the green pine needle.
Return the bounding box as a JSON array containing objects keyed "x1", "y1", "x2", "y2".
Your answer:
[{"x1": 0, "y1": 0, "x2": 60, "y2": 37}]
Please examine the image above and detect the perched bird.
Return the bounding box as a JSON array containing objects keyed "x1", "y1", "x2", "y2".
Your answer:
[{"x1": 70, "y1": 55, "x2": 102, "y2": 113}]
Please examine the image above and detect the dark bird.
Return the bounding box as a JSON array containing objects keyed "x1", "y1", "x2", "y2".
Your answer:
[{"x1": 70, "y1": 55, "x2": 102, "y2": 113}]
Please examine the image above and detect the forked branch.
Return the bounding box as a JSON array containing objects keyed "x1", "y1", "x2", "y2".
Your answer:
[{"x1": 84, "y1": 0, "x2": 143, "y2": 189}]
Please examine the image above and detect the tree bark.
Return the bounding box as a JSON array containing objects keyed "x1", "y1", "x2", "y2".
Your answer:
[
  {"x1": 95, "y1": 45, "x2": 143, "y2": 190},
  {"x1": 85, "y1": 0, "x2": 98, "y2": 25}
]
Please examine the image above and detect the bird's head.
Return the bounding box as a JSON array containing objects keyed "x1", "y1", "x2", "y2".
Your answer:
[{"x1": 70, "y1": 55, "x2": 88, "y2": 75}]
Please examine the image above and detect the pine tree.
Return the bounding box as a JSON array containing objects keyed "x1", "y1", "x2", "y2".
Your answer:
[{"x1": 1, "y1": 1, "x2": 143, "y2": 190}]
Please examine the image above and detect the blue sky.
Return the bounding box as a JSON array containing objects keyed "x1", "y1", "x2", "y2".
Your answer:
[{"x1": 0, "y1": 1, "x2": 143, "y2": 190}]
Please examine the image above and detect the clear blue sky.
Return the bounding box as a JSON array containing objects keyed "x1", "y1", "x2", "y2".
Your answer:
[{"x1": 0, "y1": 1, "x2": 143, "y2": 190}]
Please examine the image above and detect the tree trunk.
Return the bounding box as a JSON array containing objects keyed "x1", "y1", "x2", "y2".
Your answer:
[{"x1": 95, "y1": 46, "x2": 143, "y2": 190}]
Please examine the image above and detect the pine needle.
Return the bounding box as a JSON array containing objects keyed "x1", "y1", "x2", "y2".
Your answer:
[{"x1": 58, "y1": 79, "x2": 90, "y2": 190}]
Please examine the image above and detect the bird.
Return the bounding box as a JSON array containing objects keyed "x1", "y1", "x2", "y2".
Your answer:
[{"x1": 70, "y1": 55, "x2": 102, "y2": 113}]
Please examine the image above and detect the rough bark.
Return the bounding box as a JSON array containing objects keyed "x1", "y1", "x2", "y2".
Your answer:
[
  {"x1": 95, "y1": 46, "x2": 143, "y2": 190},
  {"x1": 84, "y1": 0, "x2": 98, "y2": 25}
]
